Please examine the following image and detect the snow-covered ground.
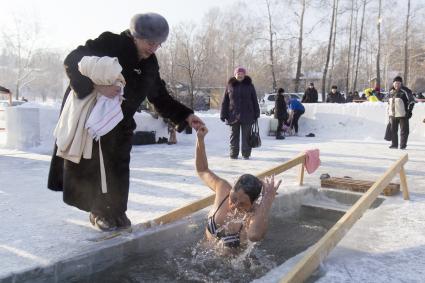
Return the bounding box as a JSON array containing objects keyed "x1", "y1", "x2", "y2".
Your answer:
[{"x1": 0, "y1": 102, "x2": 424, "y2": 282}]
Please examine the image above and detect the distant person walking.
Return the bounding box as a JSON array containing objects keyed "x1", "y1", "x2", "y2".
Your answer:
[
  {"x1": 285, "y1": 95, "x2": 305, "y2": 136},
  {"x1": 274, "y1": 88, "x2": 288, "y2": 140},
  {"x1": 387, "y1": 76, "x2": 415, "y2": 149},
  {"x1": 302, "y1": 82, "x2": 318, "y2": 103},
  {"x1": 220, "y1": 67, "x2": 260, "y2": 160},
  {"x1": 326, "y1": 85, "x2": 344, "y2": 103}
]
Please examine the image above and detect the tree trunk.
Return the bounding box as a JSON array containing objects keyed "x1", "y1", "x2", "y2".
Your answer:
[
  {"x1": 294, "y1": 0, "x2": 306, "y2": 93},
  {"x1": 353, "y1": 0, "x2": 366, "y2": 92},
  {"x1": 328, "y1": 0, "x2": 340, "y2": 88},
  {"x1": 351, "y1": 0, "x2": 359, "y2": 91},
  {"x1": 321, "y1": 0, "x2": 337, "y2": 102},
  {"x1": 404, "y1": 0, "x2": 411, "y2": 85},
  {"x1": 266, "y1": 0, "x2": 277, "y2": 91},
  {"x1": 346, "y1": 0, "x2": 354, "y2": 93},
  {"x1": 376, "y1": 0, "x2": 382, "y2": 90}
]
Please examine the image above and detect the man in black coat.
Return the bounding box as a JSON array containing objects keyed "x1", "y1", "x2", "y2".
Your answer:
[
  {"x1": 274, "y1": 88, "x2": 288, "y2": 139},
  {"x1": 48, "y1": 13, "x2": 204, "y2": 231},
  {"x1": 388, "y1": 76, "x2": 415, "y2": 149},
  {"x1": 326, "y1": 85, "x2": 344, "y2": 103},
  {"x1": 220, "y1": 67, "x2": 260, "y2": 160},
  {"x1": 302, "y1": 82, "x2": 318, "y2": 103}
]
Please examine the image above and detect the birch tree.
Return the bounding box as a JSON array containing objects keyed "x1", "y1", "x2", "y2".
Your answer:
[
  {"x1": 403, "y1": 0, "x2": 411, "y2": 85},
  {"x1": 294, "y1": 0, "x2": 307, "y2": 93},
  {"x1": 376, "y1": 0, "x2": 382, "y2": 90},
  {"x1": 321, "y1": 0, "x2": 337, "y2": 101}
]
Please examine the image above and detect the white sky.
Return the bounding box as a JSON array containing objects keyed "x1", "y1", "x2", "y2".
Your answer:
[{"x1": 0, "y1": 0, "x2": 234, "y2": 50}]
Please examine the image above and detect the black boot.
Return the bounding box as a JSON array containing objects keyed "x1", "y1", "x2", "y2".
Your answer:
[
  {"x1": 116, "y1": 213, "x2": 132, "y2": 229},
  {"x1": 276, "y1": 135, "x2": 285, "y2": 140},
  {"x1": 89, "y1": 213, "x2": 117, "y2": 232}
]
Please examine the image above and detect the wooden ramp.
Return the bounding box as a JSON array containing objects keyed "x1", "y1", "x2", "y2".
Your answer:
[{"x1": 321, "y1": 177, "x2": 400, "y2": 196}]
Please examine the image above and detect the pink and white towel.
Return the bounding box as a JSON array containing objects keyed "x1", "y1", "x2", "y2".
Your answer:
[{"x1": 304, "y1": 149, "x2": 320, "y2": 174}]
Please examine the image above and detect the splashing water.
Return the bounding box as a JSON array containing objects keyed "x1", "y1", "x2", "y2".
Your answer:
[{"x1": 80, "y1": 214, "x2": 336, "y2": 283}]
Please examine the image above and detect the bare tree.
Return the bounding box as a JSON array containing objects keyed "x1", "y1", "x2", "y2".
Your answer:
[
  {"x1": 328, "y1": 0, "x2": 340, "y2": 87},
  {"x1": 345, "y1": 0, "x2": 355, "y2": 93},
  {"x1": 265, "y1": 0, "x2": 277, "y2": 91},
  {"x1": 294, "y1": 0, "x2": 307, "y2": 93},
  {"x1": 352, "y1": 0, "x2": 367, "y2": 92},
  {"x1": 321, "y1": 0, "x2": 337, "y2": 102},
  {"x1": 175, "y1": 23, "x2": 207, "y2": 110},
  {"x1": 350, "y1": 0, "x2": 359, "y2": 91},
  {"x1": 404, "y1": 0, "x2": 411, "y2": 85},
  {"x1": 376, "y1": 0, "x2": 382, "y2": 89},
  {"x1": 2, "y1": 17, "x2": 41, "y2": 100}
]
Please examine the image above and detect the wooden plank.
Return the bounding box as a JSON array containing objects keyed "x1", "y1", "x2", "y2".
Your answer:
[
  {"x1": 148, "y1": 194, "x2": 216, "y2": 227},
  {"x1": 321, "y1": 177, "x2": 400, "y2": 196},
  {"x1": 280, "y1": 154, "x2": 408, "y2": 283},
  {"x1": 299, "y1": 163, "x2": 305, "y2": 186},
  {"x1": 399, "y1": 166, "x2": 410, "y2": 200},
  {"x1": 257, "y1": 154, "x2": 306, "y2": 179}
]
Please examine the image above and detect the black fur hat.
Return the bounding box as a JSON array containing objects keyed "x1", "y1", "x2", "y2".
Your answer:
[{"x1": 130, "y1": 13, "x2": 169, "y2": 43}]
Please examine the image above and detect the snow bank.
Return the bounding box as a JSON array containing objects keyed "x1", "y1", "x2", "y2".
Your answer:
[
  {"x1": 2, "y1": 102, "x2": 424, "y2": 152},
  {"x1": 300, "y1": 102, "x2": 425, "y2": 140}
]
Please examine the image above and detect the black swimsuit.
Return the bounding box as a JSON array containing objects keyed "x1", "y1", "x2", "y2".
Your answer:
[{"x1": 207, "y1": 195, "x2": 243, "y2": 248}]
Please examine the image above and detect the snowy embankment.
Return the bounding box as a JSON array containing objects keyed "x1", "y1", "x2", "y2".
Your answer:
[
  {"x1": 3, "y1": 101, "x2": 425, "y2": 152},
  {"x1": 0, "y1": 101, "x2": 424, "y2": 282}
]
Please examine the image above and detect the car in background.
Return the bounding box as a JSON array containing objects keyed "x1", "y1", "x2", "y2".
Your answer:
[{"x1": 259, "y1": 92, "x2": 303, "y2": 115}]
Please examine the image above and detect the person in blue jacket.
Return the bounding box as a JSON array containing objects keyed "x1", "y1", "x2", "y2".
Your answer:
[{"x1": 284, "y1": 95, "x2": 305, "y2": 136}]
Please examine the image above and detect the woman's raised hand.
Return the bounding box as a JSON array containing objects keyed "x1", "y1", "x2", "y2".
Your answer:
[
  {"x1": 262, "y1": 175, "x2": 282, "y2": 200},
  {"x1": 197, "y1": 125, "x2": 208, "y2": 139}
]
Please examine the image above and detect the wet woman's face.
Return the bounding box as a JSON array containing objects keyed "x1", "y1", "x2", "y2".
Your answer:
[{"x1": 229, "y1": 189, "x2": 252, "y2": 212}]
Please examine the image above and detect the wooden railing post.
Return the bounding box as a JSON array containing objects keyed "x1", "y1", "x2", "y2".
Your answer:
[
  {"x1": 298, "y1": 162, "x2": 305, "y2": 186},
  {"x1": 399, "y1": 166, "x2": 410, "y2": 200}
]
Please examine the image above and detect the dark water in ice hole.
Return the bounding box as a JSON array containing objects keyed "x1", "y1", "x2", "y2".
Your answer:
[{"x1": 75, "y1": 213, "x2": 337, "y2": 283}]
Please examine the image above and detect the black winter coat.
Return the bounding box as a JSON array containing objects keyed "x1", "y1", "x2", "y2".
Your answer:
[
  {"x1": 220, "y1": 76, "x2": 260, "y2": 125},
  {"x1": 302, "y1": 88, "x2": 318, "y2": 103},
  {"x1": 389, "y1": 86, "x2": 415, "y2": 116},
  {"x1": 326, "y1": 91, "x2": 344, "y2": 103},
  {"x1": 274, "y1": 93, "x2": 288, "y2": 121},
  {"x1": 47, "y1": 30, "x2": 193, "y2": 218}
]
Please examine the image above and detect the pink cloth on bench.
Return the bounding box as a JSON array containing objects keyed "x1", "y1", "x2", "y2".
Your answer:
[{"x1": 304, "y1": 149, "x2": 320, "y2": 174}]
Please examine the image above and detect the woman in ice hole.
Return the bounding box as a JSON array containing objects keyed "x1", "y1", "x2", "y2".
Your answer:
[{"x1": 195, "y1": 126, "x2": 281, "y2": 249}]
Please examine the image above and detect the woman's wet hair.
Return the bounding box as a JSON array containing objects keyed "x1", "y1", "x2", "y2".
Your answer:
[{"x1": 233, "y1": 174, "x2": 263, "y2": 203}]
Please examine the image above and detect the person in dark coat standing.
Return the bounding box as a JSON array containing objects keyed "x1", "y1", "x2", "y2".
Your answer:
[
  {"x1": 326, "y1": 85, "x2": 344, "y2": 103},
  {"x1": 47, "y1": 13, "x2": 204, "y2": 231},
  {"x1": 274, "y1": 88, "x2": 288, "y2": 140},
  {"x1": 387, "y1": 76, "x2": 415, "y2": 149},
  {"x1": 302, "y1": 82, "x2": 318, "y2": 103},
  {"x1": 220, "y1": 67, "x2": 260, "y2": 160}
]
